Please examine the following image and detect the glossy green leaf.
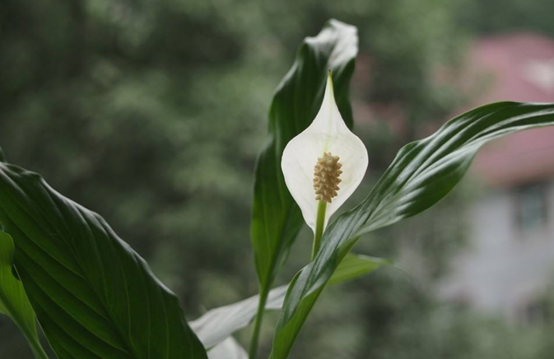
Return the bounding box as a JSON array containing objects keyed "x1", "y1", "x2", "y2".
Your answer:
[
  {"x1": 328, "y1": 254, "x2": 391, "y2": 286},
  {"x1": 0, "y1": 160, "x2": 207, "y2": 359},
  {"x1": 249, "y1": 20, "x2": 358, "y2": 358},
  {"x1": 0, "y1": 230, "x2": 50, "y2": 359},
  {"x1": 191, "y1": 253, "x2": 385, "y2": 350},
  {"x1": 271, "y1": 102, "x2": 554, "y2": 358},
  {"x1": 250, "y1": 19, "x2": 358, "y2": 292}
]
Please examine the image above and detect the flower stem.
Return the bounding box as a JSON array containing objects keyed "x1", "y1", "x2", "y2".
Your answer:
[
  {"x1": 311, "y1": 201, "x2": 327, "y2": 260},
  {"x1": 248, "y1": 285, "x2": 269, "y2": 359},
  {"x1": 249, "y1": 201, "x2": 328, "y2": 358}
]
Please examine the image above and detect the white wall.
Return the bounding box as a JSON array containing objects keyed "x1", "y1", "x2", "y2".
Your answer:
[{"x1": 440, "y1": 179, "x2": 554, "y2": 322}]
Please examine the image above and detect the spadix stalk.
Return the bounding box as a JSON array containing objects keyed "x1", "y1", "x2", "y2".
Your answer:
[{"x1": 281, "y1": 73, "x2": 368, "y2": 238}]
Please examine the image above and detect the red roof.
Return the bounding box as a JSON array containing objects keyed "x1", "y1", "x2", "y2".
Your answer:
[{"x1": 468, "y1": 33, "x2": 554, "y2": 186}]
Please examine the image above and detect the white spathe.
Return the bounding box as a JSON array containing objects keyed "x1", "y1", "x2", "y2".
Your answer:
[{"x1": 281, "y1": 73, "x2": 368, "y2": 232}]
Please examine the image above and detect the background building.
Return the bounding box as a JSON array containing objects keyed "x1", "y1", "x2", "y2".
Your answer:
[{"x1": 442, "y1": 33, "x2": 554, "y2": 324}]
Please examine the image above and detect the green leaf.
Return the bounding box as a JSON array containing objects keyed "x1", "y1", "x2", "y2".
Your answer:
[
  {"x1": 191, "y1": 253, "x2": 385, "y2": 349},
  {"x1": 271, "y1": 102, "x2": 554, "y2": 358},
  {"x1": 249, "y1": 20, "x2": 358, "y2": 357},
  {"x1": 0, "y1": 230, "x2": 50, "y2": 359},
  {"x1": 0, "y1": 161, "x2": 207, "y2": 359},
  {"x1": 328, "y1": 254, "x2": 391, "y2": 286},
  {"x1": 250, "y1": 19, "x2": 358, "y2": 292}
]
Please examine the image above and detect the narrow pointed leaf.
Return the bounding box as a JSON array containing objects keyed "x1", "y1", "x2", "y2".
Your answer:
[
  {"x1": 0, "y1": 230, "x2": 50, "y2": 359},
  {"x1": 251, "y1": 19, "x2": 358, "y2": 292},
  {"x1": 271, "y1": 102, "x2": 554, "y2": 358},
  {"x1": 191, "y1": 253, "x2": 385, "y2": 349},
  {"x1": 0, "y1": 161, "x2": 207, "y2": 359},
  {"x1": 328, "y1": 254, "x2": 390, "y2": 286}
]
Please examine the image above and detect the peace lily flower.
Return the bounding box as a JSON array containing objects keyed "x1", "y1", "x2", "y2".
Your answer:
[{"x1": 281, "y1": 72, "x2": 368, "y2": 256}]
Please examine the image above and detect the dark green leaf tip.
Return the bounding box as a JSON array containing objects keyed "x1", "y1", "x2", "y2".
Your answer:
[{"x1": 0, "y1": 148, "x2": 6, "y2": 163}]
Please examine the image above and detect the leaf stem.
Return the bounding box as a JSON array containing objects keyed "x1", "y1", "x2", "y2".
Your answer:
[
  {"x1": 248, "y1": 285, "x2": 269, "y2": 359},
  {"x1": 27, "y1": 335, "x2": 50, "y2": 359},
  {"x1": 249, "y1": 200, "x2": 327, "y2": 358},
  {"x1": 311, "y1": 201, "x2": 327, "y2": 260}
]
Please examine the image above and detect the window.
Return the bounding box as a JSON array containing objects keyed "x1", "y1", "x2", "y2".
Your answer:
[
  {"x1": 516, "y1": 183, "x2": 547, "y2": 232},
  {"x1": 519, "y1": 297, "x2": 549, "y2": 326}
]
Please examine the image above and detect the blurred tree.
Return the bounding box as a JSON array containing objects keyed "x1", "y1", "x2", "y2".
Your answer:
[{"x1": 457, "y1": 0, "x2": 554, "y2": 35}]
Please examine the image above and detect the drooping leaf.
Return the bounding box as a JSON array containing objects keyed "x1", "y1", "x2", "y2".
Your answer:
[
  {"x1": 191, "y1": 286, "x2": 288, "y2": 350},
  {"x1": 271, "y1": 102, "x2": 554, "y2": 358},
  {"x1": 191, "y1": 253, "x2": 386, "y2": 349},
  {"x1": 0, "y1": 161, "x2": 207, "y2": 359},
  {"x1": 251, "y1": 19, "x2": 358, "y2": 295},
  {"x1": 207, "y1": 337, "x2": 247, "y2": 359},
  {"x1": 0, "y1": 230, "x2": 50, "y2": 359}
]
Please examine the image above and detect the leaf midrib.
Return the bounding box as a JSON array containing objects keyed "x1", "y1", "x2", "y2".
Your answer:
[{"x1": 1, "y1": 167, "x2": 137, "y2": 357}]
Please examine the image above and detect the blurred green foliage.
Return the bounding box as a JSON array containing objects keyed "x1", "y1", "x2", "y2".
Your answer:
[
  {"x1": 1, "y1": 0, "x2": 553, "y2": 358},
  {"x1": 457, "y1": 0, "x2": 554, "y2": 35}
]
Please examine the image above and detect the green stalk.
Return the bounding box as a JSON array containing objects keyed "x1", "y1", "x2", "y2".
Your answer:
[
  {"x1": 248, "y1": 285, "x2": 269, "y2": 359},
  {"x1": 26, "y1": 334, "x2": 50, "y2": 359},
  {"x1": 311, "y1": 201, "x2": 327, "y2": 260},
  {"x1": 249, "y1": 201, "x2": 328, "y2": 358}
]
